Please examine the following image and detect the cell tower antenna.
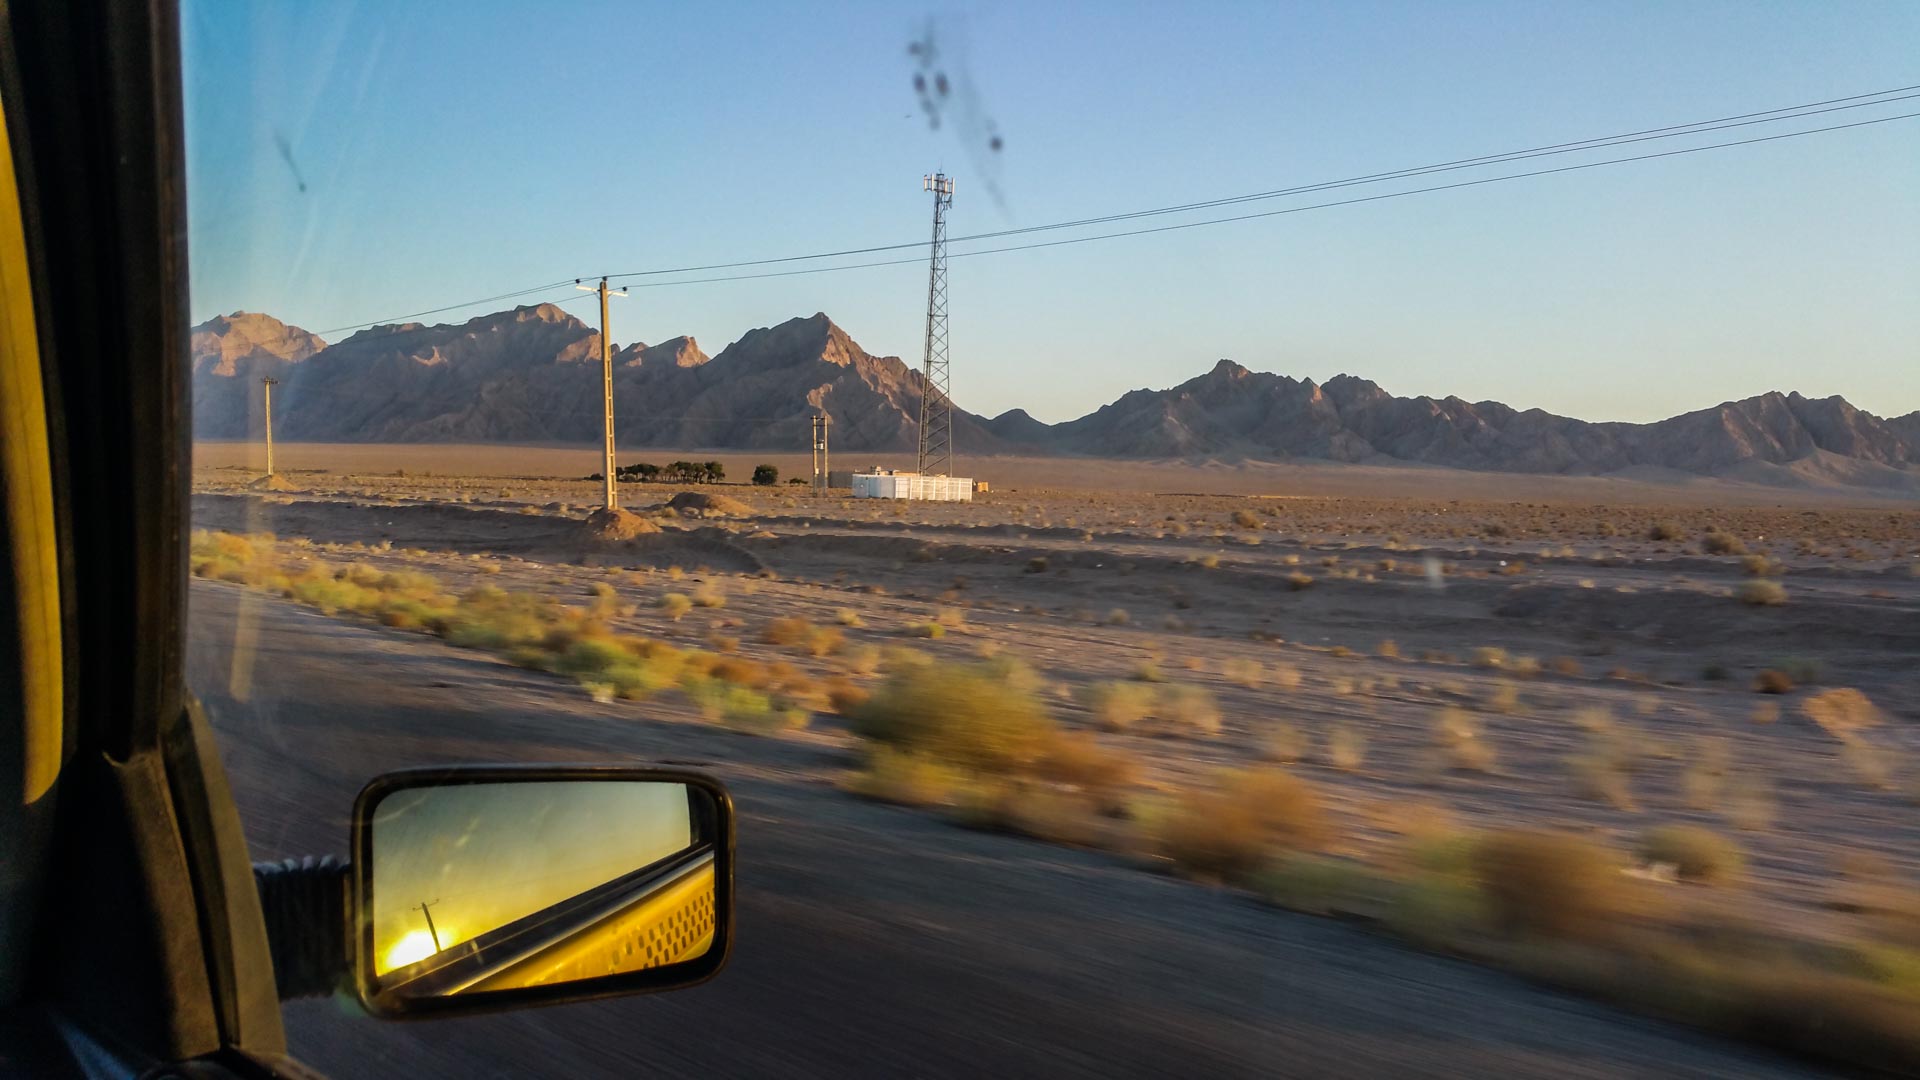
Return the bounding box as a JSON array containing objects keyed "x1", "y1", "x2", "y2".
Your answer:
[{"x1": 915, "y1": 172, "x2": 955, "y2": 476}]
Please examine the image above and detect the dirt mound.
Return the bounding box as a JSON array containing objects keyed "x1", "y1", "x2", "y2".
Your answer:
[
  {"x1": 666, "y1": 491, "x2": 752, "y2": 517},
  {"x1": 247, "y1": 474, "x2": 297, "y2": 492},
  {"x1": 583, "y1": 507, "x2": 661, "y2": 540}
]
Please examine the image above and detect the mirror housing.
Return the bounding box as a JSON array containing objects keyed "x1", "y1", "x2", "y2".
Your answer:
[{"x1": 349, "y1": 764, "x2": 733, "y2": 1019}]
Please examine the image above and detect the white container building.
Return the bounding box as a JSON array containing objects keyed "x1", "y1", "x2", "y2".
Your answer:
[{"x1": 850, "y1": 469, "x2": 974, "y2": 502}]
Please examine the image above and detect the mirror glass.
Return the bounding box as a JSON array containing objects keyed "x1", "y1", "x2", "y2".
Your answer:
[{"x1": 365, "y1": 779, "x2": 717, "y2": 1001}]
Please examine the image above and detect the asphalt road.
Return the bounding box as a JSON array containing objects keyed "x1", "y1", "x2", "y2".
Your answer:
[{"x1": 187, "y1": 581, "x2": 1823, "y2": 1079}]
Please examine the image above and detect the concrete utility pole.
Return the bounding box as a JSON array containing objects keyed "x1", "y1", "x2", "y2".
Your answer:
[
  {"x1": 261, "y1": 375, "x2": 278, "y2": 477},
  {"x1": 577, "y1": 277, "x2": 627, "y2": 511},
  {"x1": 916, "y1": 172, "x2": 955, "y2": 477},
  {"x1": 811, "y1": 414, "x2": 831, "y2": 494}
]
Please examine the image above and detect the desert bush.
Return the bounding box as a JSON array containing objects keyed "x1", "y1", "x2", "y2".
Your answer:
[
  {"x1": 1025, "y1": 556, "x2": 1049, "y2": 574},
  {"x1": 690, "y1": 585, "x2": 726, "y2": 609},
  {"x1": 903, "y1": 621, "x2": 945, "y2": 639},
  {"x1": 1433, "y1": 707, "x2": 1497, "y2": 773},
  {"x1": 834, "y1": 608, "x2": 866, "y2": 628},
  {"x1": 1082, "y1": 676, "x2": 1152, "y2": 726},
  {"x1": 844, "y1": 747, "x2": 964, "y2": 806},
  {"x1": 1636, "y1": 825, "x2": 1744, "y2": 884},
  {"x1": 1484, "y1": 680, "x2": 1522, "y2": 714},
  {"x1": 1222, "y1": 658, "x2": 1264, "y2": 689},
  {"x1": 1802, "y1": 687, "x2": 1882, "y2": 739},
  {"x1": 1648, "y1": 522, "x2": 1682, "y2": 541},
  {"x1": 1702, "y1": 531, "x2": 1749, "y2": 556},
  {"x1": 825, "y1": 678, "x2": 871, "y2": 715},
  {"x1": 1470, "y1": 646, "x2": 1507, "y2": 669},
  {"x1": 849, "y1": 660, "x2": 1056, "y2": 772},
  {"x1": 1033, "y1": 731, "x2": 1139, "y2": 810},
  {"x1": 1737, "y1": 580, "x2": 1787, "y2": 606},
  {"x1": 1130, "y1": 660, "x2": 1166, "y2": 683},
  {"x1": 841, "y1": 644, "x2": 882, "y2": 677},
  {"x1": 1231, "y1": 509, "x2": 1260, "y2": 530},
  {"x1": 1741, "y1": 554, "x2": 1784, "y2": 577},
  {"x1": 1754, "y1": 669, "x2": 1794, "y2": 694},
  {"x1": 1151, "y1": 685, "x2": 1222, "y2": 738},
  {"x1": 1270, "y1": 664, "x2": 1303, "y2": 691},
  {"x1": 1285, "y1": 571, "x2": 1315, "y2": 591},
  {"x1": 1376, "y1": 639, "x2": 1401, "y2": 659},
  {"x1": 1325, "y1": 723, "x2": 1368, "y2": 771},
  {"x1": 1157, "y1": 769, "x2": 1331, "y2": 883},
  {"x1": 1474, "y1": 829, "x2": 1625, "y2": 940},
  {"x1": 1252, "y1": 854, "x2": 1378, "y2": 916},
  {"x1": 1104, "y1": 607, "x2": 1131, "y2": 626},
  {"x1": 1259, "y1": 720, "x2": 1307, "y2": 763},
  {"x1": 658, "y1": 593, "x2": 693, "y2": 621}
]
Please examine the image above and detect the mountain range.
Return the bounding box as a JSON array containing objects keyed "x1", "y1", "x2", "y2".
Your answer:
[{"x1": 191, "y1": 305, "x2": 1920, "y2": 487}]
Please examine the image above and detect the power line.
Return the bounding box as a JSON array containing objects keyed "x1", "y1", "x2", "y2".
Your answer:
[
  {"x1": 303, "y1": 86, "x2": 1920, "y2": 328},
  {"x1": 601, "y1": 110, "x2": 1919, "y2": 290},
  {"x1": 598, "y1": 84, "x2": 1920, "y2": 281}
]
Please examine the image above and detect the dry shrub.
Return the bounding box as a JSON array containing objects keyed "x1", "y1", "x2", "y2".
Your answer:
[
  {"x1": 691, "y1": 584, "x2": 726, "y2": 608},
  {"x1": 1222, "y1": 658, "x2": 1264, "y2": 688},
  {"x1": 1433, "y1": 707, "x2": 1497, "y2": 773},
  {"x1": 1157, "y1": 769, "x2": 1330, "y2": 883},
  {"x1": 1470, "y1": 646, "x2": 1508, "y2": 669},
  {"x1": 834, "y1": 608, "x2": 866, "y2": 628},
  {"x1": 1231, "y1": 509, "x2": 1260, "y2": 530},
  {"x1": 1636, "y1": 825, "x2": 1744, "y2": 884},
  {"x1": 1753, "y1": 668, "x2": 1794, "y2": 694},
  {"x1": 1484, "y1": 680, "x2": 1522, "y2": 714},
  {"x1": 903, "y1": 621, "x2": 945, "y2": 639},
  {"x1": 1377, "y1": 639, "x2": 1401, "y2": 659},
  {"x1": 825, "y1": 678, "x2": 871, "y2": 715},
  {"x1": 1150, "y1": 685, "x2": 1222, "y2": 738},
  {"x1": 1741, "y1": 554, "x2": 1784, "y2": 577},
  {"x1": 1648, "y1": 522, "x2": 1683, "y2": 541},
  {"x1": 1474, "y1": 829, "x2": 1626, "y2": 940},
  {"x1": 1259, "y1": 720, "x2": 1306, "y2": 763},
  {"x1": 849, "y1": 660, "x2": 1056, "y2": 772},
  {"x1": 1270, "y1": 664, "x2": 1303, "y2": 691},
  {"x1": 1325, "y1": 723, "x2": 1367, "y2": 771},
  {"x1": 658, "y1": 592, "x2": 693, "y2": 621},
  {"x1": 1802, "y1": 687, "x2": 1882, "y2": 740},
  {"x1": 1285, "y1": 571, "x2": 1314, "y2": 591},
  {"x1": 1737, "y1": 580, "x2": 1787, "y2": 606},
  {"x1": 844, "y1": 747, "x2": 963, "y2": 806},
  {"x1": 1253, "y1": 854, "x2": 1380, "y2": 916},
  {"x1": 1702, "y1": 531, "x2": 1749, "y2": 556},
  {"x1": 1033, "y1": 731, "x2": 1139, "y2": 811},
  {"x1": 1104, "y1": 607, "x2": 1131, "y2": 626},
  {"x1": 1548, "y1": 655, "x2": 1583, "y2": 677}
]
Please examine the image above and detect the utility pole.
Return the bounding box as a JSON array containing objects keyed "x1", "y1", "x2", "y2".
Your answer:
[
  {"x1": 811, "y1": 414, "x2": 831, "y2": 494},
  {"x1": 417, "y1": 899, "x2": 442, "y2": 952},
  {"x1": 261, "y1": 376, "x2": 278, "y2": 477},
  {"x1": 576, "y1": 277, "x2": 627, "y2": 511},
  {"x1": 916, "y1": 172, "x2": 955, "y2": 477}
]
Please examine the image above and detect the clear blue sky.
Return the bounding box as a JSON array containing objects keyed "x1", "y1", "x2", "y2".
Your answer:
[{"x1": 181, "y1": 1, "x2": 1919, "y2": 425}]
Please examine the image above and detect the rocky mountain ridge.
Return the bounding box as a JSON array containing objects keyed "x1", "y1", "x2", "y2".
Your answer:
[{"x1": 190, "y1": 305, "x2": 1919, "y2": 485}]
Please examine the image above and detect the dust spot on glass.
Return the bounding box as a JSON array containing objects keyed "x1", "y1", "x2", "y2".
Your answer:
[{"x1": 273, "y1": 131, "x2": 309, "y2": 194}]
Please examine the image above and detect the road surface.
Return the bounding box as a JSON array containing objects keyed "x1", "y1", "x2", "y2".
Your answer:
[{"x1": 188, "y1": 581, "x2": 1823, "y2": 1078}]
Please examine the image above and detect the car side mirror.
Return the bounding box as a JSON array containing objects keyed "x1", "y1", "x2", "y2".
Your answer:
[{"x1": 349, "y1": 765, "x2": 733, "y2": 1018}]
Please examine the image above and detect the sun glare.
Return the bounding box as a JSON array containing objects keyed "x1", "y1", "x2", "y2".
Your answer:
[{"x1": 382, "y1": 929, "x2": 445, "y2": 973}]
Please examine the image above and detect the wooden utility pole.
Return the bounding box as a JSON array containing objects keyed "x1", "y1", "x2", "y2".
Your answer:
[
  {"x1": 261, "y1": 376, "x2": 278, "y2": 477},
  {"x1": 417, "y1": 899, "x2": 442, "y2": 952},
  {"x1": 577, "y1": 277, "x2": 627, "y2": 511}
]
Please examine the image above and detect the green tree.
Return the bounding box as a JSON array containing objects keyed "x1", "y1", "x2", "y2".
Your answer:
[{"x1": 752, "y1": 464, "x2": 779, "y2": 486}]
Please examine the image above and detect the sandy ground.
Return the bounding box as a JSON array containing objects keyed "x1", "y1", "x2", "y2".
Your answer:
[
  {"x1": 190, "y1": 451, "x2": 1920, "y2": 966},
  {"x1": 190, "y1": 585, "x2": 1818, "y2": 1078},
  {"x1": 195, "y1": 440, "x2": 1920, "y2": 504}
]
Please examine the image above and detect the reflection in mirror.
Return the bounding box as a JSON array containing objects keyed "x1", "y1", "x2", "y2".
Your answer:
[{"x1": 368, "y1": 780, "x2": 716, "y2": 1001}]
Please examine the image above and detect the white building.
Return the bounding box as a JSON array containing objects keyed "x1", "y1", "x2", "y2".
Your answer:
[{"x1": 850, "y1": 469, "x2": 974, "y2": 502}]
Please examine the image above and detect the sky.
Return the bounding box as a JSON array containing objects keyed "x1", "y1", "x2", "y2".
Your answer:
[{"x1": 181, "y1": 1, "x2": 1918, "y2": 425}]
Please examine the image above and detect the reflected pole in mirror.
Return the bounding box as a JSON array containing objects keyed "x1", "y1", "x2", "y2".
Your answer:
[{"x1": 416, "y1": 899, "x2": 443, "y2": 952}]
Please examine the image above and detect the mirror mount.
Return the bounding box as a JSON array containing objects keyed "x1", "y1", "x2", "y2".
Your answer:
[{"x1": 252, "y1": 855, "x2": 351, "y2": 1000}]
